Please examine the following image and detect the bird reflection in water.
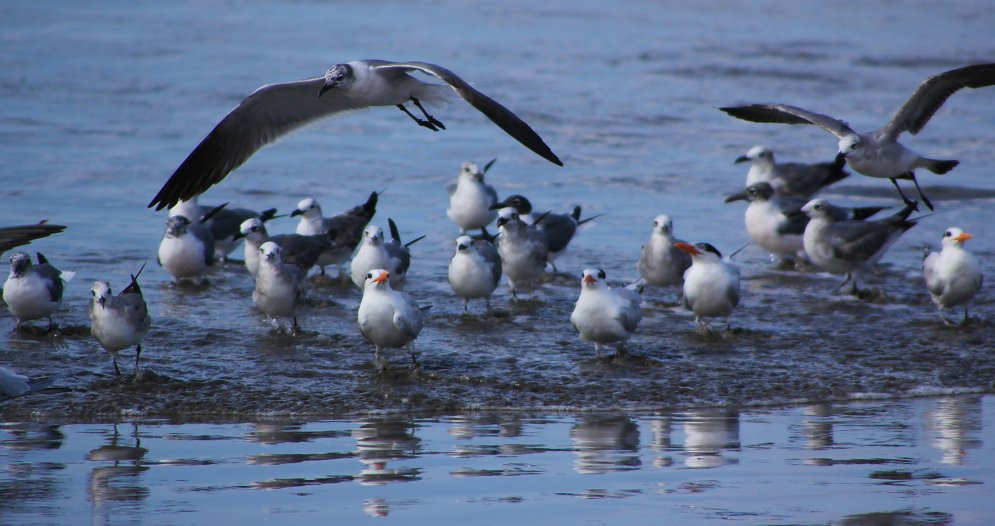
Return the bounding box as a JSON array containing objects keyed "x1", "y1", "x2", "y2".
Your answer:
[
  {"x1": 86, "y1": 423, "x2": 149, "y2": 523},
  {"x1": 569, "y1": 416, "x2": 640, "y2": 474},
  {"x1": 925, "y1": 395, "x2": 983, "y2": 465},
  {"x1": 681, "y1": 409, "x2": 740, "y2": 469},
  {"x1": 352, "y1": 418, "x2": 421, "y2": 485}
]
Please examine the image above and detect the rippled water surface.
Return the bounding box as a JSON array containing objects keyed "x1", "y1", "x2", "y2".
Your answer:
[
  {"x1": 2, "y1": 1, "x2": 995, "y2": 417},
  {"x1": 2, "y1": 396, "x2": 992, "y2": 525}
]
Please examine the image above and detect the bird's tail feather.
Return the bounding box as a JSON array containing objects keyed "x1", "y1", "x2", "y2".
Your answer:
[{"x1": 920, "y1": 158, "x2": 959, "y2": 175}]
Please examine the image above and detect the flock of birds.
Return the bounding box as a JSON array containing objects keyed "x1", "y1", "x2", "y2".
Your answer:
[{"x1": 1, "y1": 59, "x2": 993, "y2": 388}]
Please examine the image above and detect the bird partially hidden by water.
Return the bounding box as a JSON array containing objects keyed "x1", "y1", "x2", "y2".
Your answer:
[
  {"x1": 720, "y1": 62, "x2": 995, "y2": 211},
  {"x1": 357, "y1": 268, "x2": 426, "y2": 372},
  {"x1": 148, "y1": 60, "x2": 562, "y2": 210},
  {"x1": 89, "y1": 263, "x2": 152, "y2": 377},
  {"x1": 0, "y1": 366, "x2": 54, "y2": 401},
  {"x1": 923, "y1": 227, "x2": 983, "y2": 326},
  {"x1": 570, "y1": 268, "x2": 643, "y2": 359}
]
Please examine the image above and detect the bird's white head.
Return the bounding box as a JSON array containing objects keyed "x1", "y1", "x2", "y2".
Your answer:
[
  {"x1": 800, "y1": 199, "x2": 832, "y2": 219},
  {"x1": 164, "y1": 216, "x2": 191, "y2": 237},
  {"x1": 8, "y1": 252, "x2": 31, "y2": 277},
  {"x1": 365, "y1": 225, "x2": 384, "y2": 245},
  {"x1": 455, "y1": 235, "x2": 475, "y2": 253},
  {"x1": 496, "y1": 207, "x2": 520, "y2": 229},
  {"x1": 737, "y1": 145, "x2": 773, "y2": 165},
  {"x1": 580, "y1": 268, "x2": 607, "y2": 288},
  {"x1": 239, "y1": 217, "x2": 264, "y2": 239},
  {"x1": 91, "y1": 280, "x2": 112, "y2": 308},
  {"x1": 837, "y1": 134, "x2": 864, "y2": 161},
  {"x1": 460, "y1": 161, "x2": 482, "y2": 181},
  {"x1": 260, "y1": 241, "x2": 282, "y2": 263},
  {"x1": 652, "y1": 214, "x2": 673, "y2": 236},
  {"x1": 941, "y1": 227, "x2": 973, "y2": 248},
  {"x1": 319, "y1": 63, "x2": 356, "y2": 97},
  {"x1": 365, "y1": 268, "x2": 390, "y2": 289},
  {"x1": 292, "y1": 198, "x2": 321, "y2": 219}
]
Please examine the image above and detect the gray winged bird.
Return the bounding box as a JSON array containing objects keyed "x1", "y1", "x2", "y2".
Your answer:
[
  {"x1": 734, "y1": 146, "x2": 848, "y2": 199},
  {"x1": 89, "y1": 264, "x2": 152, "y2": 377},
  {"x1": 800, "y1": 199, "x2": 918, "y2": 294},
  {"x1": 0, "y1": 223, "x2": 66, "y2": 256},
  {"x1": 721, "y1": 63, "x2": 995, "y2": 211},
  {"x1": 149, "y1": 60, "x2": 562, "y2": 210}
]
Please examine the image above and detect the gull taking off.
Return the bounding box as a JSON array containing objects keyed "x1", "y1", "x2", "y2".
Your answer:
[
  {"x1": 447, "y1": 160, "x2": 499, "y2": 234},
  {"x1": 148, "y1": 60, "x2": 562, "y2": 210},
  {"x1": 448, "y1": 235, "x2": 502, "y2": 313},
  {"x1": 570, "y1": 268, "x2": 642, "y2": 359},
  {"x1": 721, "y1": 63, "x2": 995, "y2": 210},
  {"x1": 734, "y1": 146, "x2": 848, "y2": 199},
  {"x1": 253, "y1": 242, "x2": 303, "y2": 334},
  {"x1": 350, "y1": 219, "x2": 424, "y2": 290},
  {"x1": 800, "y1": 199, "x2": 917, "y2": 294},
  {"x1": 674, "y1": 242, "x2": 741, "y2": 333},
  {"x1": 637, "y1": 214, "x2": 692, "y2": 288},
  {"x1": 235, "y1": 217, "x2": 331, "y2": 277},
  {"x1": 89, "y1": 264, "x2": 152, "y2": 377},
  {"x1": 3, "y1": 252, "x2": 72, "y2": 330},
  {"x1": 293, "y1": 192, "x2": 378, "y2": 276},
  {"x1": 495, "y1": 208, "x2": 548, "y2": 299},
  {"x1": 923, "y1": 227, "x2": 983, "y2": 325},
  {"x1": 357, "y1": 269, "x2": 425, "y2": 371}
]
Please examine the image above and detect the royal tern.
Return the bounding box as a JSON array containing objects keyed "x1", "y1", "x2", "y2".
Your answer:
[
  {"x1": 357, "y1": 268, "x2": 425, "y2": 371},
  {"x1": 674, "y1": 242, "x2": 741, "y2": 332},
  {"x1": 923, "y1": 227, "x2": 983, "y2": 325},
  {"x1": 721, "y1": 63, "x2": 995, "y2": 210},
  {"x1": 569, "y1": 268, "x2": 642, "y2": 358},
  {"x1": 148, "y1": 59, "x2": 562, "y2": 209}
]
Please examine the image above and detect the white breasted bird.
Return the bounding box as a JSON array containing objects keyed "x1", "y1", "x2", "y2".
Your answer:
[
  {"x1": 570, "y1": 268, "x2": 642, "y2": 358},
  {"x1": 158, "y1": 214, "x2": 215, "y2": 284},
  {"x1": 448, "y1": 235, "x2": 502, "y2": 313},
  {"x1": 292, "y1": 192, "x2": 378, "y2": 276},
  {"x1": 495, "y1": 208, "x2": 548, "y2": 299},
  {"x1": 3, "y1": 252, "x2": 72, "y2": 330},
  {"x1": 447, "y1": 160, "x2": 499, "y2": 234},
  {"x1": 801, "y1": 199, "x2": 917, "y2": 294},
  {"x1": 89, "y1": 264, "x2": 152, "y2": 377},
  {"x1": 170, "y1": 196, "x2": 278, "y2": 262},
  {"x1": 252, "y1": 242, "x2": 303, "y2": 333},
  {"x1": 357, "y1": 268, "x2": 425, "y2": 371},
  {"x1": 923, "y1": 227, "x2": 983, "y2": 325},
  {"x1": 734, "y1": 146, "x2": 849, "y2": 199},
  {"x1": 491, "y1": 194, "x2": 601, "y2": 272},
  {"x1": 675, "y1": 242, "x2": 741, "y2": 332},
  {"x1": 637, "y1": 214, "x2": 691, "y2": 288}
]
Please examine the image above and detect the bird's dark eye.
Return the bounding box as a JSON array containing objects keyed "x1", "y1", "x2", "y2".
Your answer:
[
  {"x1": 814, "y1": 204, "x2": 822, "y2": 210},
  {"x1": 652, "y1": 221, "x2": 658, "y2": 226},
  {"x1": 597, "y1": 269, "x2": 606, "y2": 280},
  {"x1": 944, "y1": 231, "x2": 952, "y2": 237},
  {"x1": 367, "y1": 272, "x2": 373, "y2": 279}
]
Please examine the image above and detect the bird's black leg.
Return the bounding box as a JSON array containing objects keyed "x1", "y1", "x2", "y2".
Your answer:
[
  {"x1": 397, "y1": 104, "x2": 439, "y2": 131},
  {"x1": 410, "y1": 97, "x2": 445, "y2": 130},
  {"x1": 906, "y1": 172, "x2": 934, "y2": 211},
  {"x1": 889, "y1": 177, "x2": 919, "y2": 212},
  {"x1": 134, "y1": 344, "x2": 142, "y2": 378},
  {"x1": 113, "y1": 356, "x2": 121, "y2": 377}
]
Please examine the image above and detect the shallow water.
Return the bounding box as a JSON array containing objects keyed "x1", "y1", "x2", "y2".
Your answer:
[
  {"x1": 1, "y1": 396, "x2": 992, "y2": 525},
  {"x1": 2, "y1": 1, "x2": 995, "y2": 418}
]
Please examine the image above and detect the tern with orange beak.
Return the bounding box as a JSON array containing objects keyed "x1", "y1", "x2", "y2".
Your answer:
[
  {"x1": 569, "y1": 268, "x2": 642, "y2": 359},
  {"x1": 674, "y1": 242, "x2": 741, "y2": 333},
  {"x1": 357, "y1": 268, "x2": 425, "y2": 371},
  {"x1": 923, "y1": 228, "x2": 983, "y2": 325}
]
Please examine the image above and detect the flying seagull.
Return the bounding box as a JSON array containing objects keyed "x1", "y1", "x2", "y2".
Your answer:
[
  {"x1": 149, "y1": 60, "x2": 563, "y2": 210},
  {"x1": 720, "y1": 63, "x2": 995, "y2": 211}
]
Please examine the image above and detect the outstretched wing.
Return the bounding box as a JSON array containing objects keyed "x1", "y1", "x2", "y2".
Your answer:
[
  {"x1": 720, "y1": 104, "x2": 856, "y2": 139},
  {"x1": 374, "y1": 62, "x2": 563, "y2": 167},
  {"x1": 882, "y1": 63, "x2": 995, "y2": 140},
  {"x1": 149, "y1": 78, "x2": 367, "y2": 210},
  {"x1": 0, "y1": 223, "x2": 66, "y2": 253}
]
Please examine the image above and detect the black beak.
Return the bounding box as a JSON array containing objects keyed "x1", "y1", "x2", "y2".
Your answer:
[
  {"x1": 734, "y1": 155, "x2": 750, "y2": 164},
  {"x1": 290, "y1": 209, "x2": 304, "y2": 217},
  {"x1": 457, "y1": 244, "x2": 469, "y2": 251},
  {"x1": 496, "y1": 217, "x2": 509, "y2": 227},
  {"x1": 724, "y1": 191, "x2": 748, "y2": 203},
  {"x1": 489, "y1": 201, "x2": 509, "y2": 211},
  {"x1": 784, "y1": 209, "x2": 805, "y2": 218},
  {"x1": 232, "y1": 230, "x2": 247, "y2": 241},
  {"x1": 318, "y1": 82, "x2": 333, "y2": 98},
  {"x1": 834, "y1": 151, "x2": 847, "y2": 166}
]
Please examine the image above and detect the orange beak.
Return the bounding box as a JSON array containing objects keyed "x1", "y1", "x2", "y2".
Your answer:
[
  {"x1": 673, "y1": 242, "x2": 700, "y2": 256},
  {"x1": 582, "y1": 274, "x2": 596, "y2": 285},
  {"x1": 954, "y1": 232, "x2": 973, "y2": 242},
  {"x1": 373, "y1": 271, "x2": 389, "y2": 284}
]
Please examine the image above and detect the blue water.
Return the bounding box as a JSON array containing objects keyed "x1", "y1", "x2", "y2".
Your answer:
[{"x1": 1, "y1": 1, "x2": 994, "y2": 415}]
